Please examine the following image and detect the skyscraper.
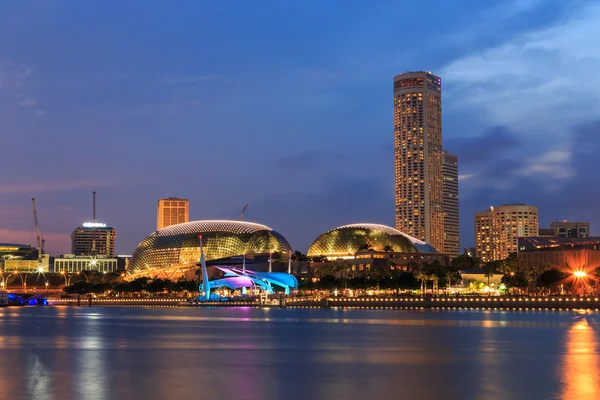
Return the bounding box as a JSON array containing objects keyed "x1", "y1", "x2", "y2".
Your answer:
[
  {"x1": 442, "y1": 151, "x2": 460, "y2": 258},
  {"x1": 157, "y1": 198, "x2": 189, "y2": 230},
  {"x1": 475, "y1": 204, "x2": 538, "y2": 263},
  {"x1": 394, "y1": 71, "x2": 444, "y2": 251},
  {"x1": 71, "y1": 223, "x2": 116, "y2": 257}
]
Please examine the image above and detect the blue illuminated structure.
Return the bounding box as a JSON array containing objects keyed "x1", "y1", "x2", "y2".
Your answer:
[
  {"x1": 196, "y1": 238, "x2": 298, "y2": 300},
  {"x1": 198, "y1": 266, "x2": 298, "y2": 297}
]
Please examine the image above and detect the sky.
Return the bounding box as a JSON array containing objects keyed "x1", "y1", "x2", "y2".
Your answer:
[{"x1": 2, "y1": 0, "x2": 600, "y2": 255}]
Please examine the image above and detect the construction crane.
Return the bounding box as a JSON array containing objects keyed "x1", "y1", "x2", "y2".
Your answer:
[
  {"x1": 31, "y1": 198, "x2": 43, "y2": 260},
  {"x1": 239, "y1": 204, "x2": 248, "y2": 221}
]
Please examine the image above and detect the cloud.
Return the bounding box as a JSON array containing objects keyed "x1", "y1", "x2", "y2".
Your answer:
[
  {"x1": 0, "y1": 61, "x2": 33, "y2": 89},
  {"x1": 518, "y1": 149, "x2": 573, "y2": 179},
  {"x1": 0, "y1": 60, "x2": 44, "y2": 113},
  {"x1": 20, "y1": 97, "x2": 37, "y2": 107},
  {"x1": 446, "y1": 126, "x2": 518, "y2": 164},
  {"x1": 156, "y1": 74, "x2": 232, "y2": 84},
  {"x1": 0, "y1": 178, "x2": 122, "y2": 195},
  {"x1": 442, "y1": 2, "x2": 600, "y2": 139},
  {"x1": 133, "y1": 99, "x2": 200, "y2": 115}
]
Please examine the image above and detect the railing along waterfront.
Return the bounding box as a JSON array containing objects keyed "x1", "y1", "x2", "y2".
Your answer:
[
  {"x1": 47, "y1": 296, "x2": 600, "y2": 309},
  {"x1": 286, "y1": 296, "x2": 600, "y2": 310}
]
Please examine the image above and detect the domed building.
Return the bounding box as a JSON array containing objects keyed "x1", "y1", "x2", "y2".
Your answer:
[
  {"x1": 308, "y1": 223, "x2": 437, "y2": 259},
  {"x1": 128, "y1": 220, "x2": 292, "y2": 275}
]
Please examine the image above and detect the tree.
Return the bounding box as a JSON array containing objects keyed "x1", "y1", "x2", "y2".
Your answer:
[
  {"x1": 292, "y1": 251, "x2": 308, "y2": 262},
  {"x1": 383, "y1": 245, "x2": 394, "y2": 252},
  {"x1": 129, "y1": 277, "x2": 150, "y2": 293},
  {"x1": 450, "y1": 254, "x2": 480, "y2": 271},
  {"x1": 537, "y1": 268, "x2": 567, "y2": 293},
  {"x1": 482, "y1": 261, "x2": 498, "y2": 286},
  {"x1": 501, "y1": 272, "x2": 528, "y2": 293},
  {"x1": 317, "y1": 275, "x2": 338, "y2": 290},
  {"x1": 357, "y1": 243, "x2": 374, "y2": 251}
]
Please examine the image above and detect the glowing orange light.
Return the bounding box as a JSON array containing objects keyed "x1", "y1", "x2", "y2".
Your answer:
[{"x1": 574, "y1": 271, "x2": 587, "y2": 278}]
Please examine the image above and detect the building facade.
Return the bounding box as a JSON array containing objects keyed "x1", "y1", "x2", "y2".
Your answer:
[
  {"x1": 517, "y1": 236, "x2": 600, "y2": 272},
  {"x1": 475, "y1": 204, "x2": 538, "y2": 263},
  {"x1": 394, "y1": 71, "x2": 444, "y2": 252},
  {"x1": 0, "y1": 243, "x2": 50, "y2": 272},
  {"x1": 547, "y1": 221, "x2": 590, "y2": 238},
  {"x1": 54, "y1": 255, "x2": 118, "y2": 273},
  {"x1": 129, "y1": 220, "x2": 292, "y2": 275},
  {"x1": 71, "y1": 223, "x2": 116, "y2": 257},
  {"x1": 157, "y1": 198, "x2": 189, "y2": 230},
  {"x1": 442, "y1": 151, "x2": 459, "y2": 258}
]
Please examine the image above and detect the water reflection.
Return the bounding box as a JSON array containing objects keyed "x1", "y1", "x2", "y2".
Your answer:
[
  {"x1": 560, "y1": 317, "x2": 600, "y2": 400},
  {"x1": 1, "y1": 308, "x2": 600, "y2": 400}
]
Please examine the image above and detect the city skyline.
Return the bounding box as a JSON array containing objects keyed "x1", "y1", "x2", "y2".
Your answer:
[{"x1": 2, "y1": 1, "x2": 600, "y2": 255}]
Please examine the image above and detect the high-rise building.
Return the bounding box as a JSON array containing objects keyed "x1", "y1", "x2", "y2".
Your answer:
[
  {"x1": 394, "y1": 71, "x2": 444, "y2": 251},
  {"x1": 157, "y1": 198, "x2": 189, "y2": 230},
  {"x1": 71, "y1": 223, "x2": 116, "y2": 257},
  {"x1": 475, "y1": 204, "x2": 538, "y2": 263},
  {"x1": 442, "y1": 151, "x2": 459, "y2": 258}
]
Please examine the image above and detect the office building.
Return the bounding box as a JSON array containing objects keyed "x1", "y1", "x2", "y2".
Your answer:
[
  {"x1": 71, "y1": 223, "x2": 116, "y2": 257},
  {"x1": 54, "y1": 255, "x2": 118, "y2": 273},
  {"x1": 475, "y1": 204, "x2": 538, "y2": 263},
  {"x1": 545, "y1": 221, "x2": 590, "y2": 238},
  {"x1": 442, "y1": 151, "x2": 459, "y2": 258},
  {"x1": 157, "y1": 198, "x2": 189, "y2": 230},
  {"x1": 394, "y1": 71, "x2": 444, "y2": 252},
  {"x1": 0, "y1": 243, "x2": 50, "y2": 272}
]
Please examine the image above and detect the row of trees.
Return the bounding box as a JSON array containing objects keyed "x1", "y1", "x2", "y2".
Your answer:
[{"x1": 63, "y1": 277, "x2": 199, "y2": 295}]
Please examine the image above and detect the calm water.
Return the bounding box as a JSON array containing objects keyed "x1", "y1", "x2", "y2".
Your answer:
[{"x1": 0, "y1": 306, "x2": 598, "y2": 400}]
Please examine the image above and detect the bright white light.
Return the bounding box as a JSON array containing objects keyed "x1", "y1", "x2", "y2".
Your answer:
[
  {"x1": 89, "y1": 259, "x2": 98, "y2": 266},
  {"x1": 574, "y1": 271, "x2": 587, "y2": 278},
  {"x1": 37, "y1": 266, "x2": 44, "y2": 273},
  {"x1": 82, "y1": 222, "x2": 107, "y2": 228}
]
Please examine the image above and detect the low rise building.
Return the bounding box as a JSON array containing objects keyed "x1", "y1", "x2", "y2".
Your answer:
[
  {"x1": 517, "y1": 237, "x2": 600, "y2": 271},
  {"x1": 54, "y1": 255, "x2": 118, "y2": 273}
]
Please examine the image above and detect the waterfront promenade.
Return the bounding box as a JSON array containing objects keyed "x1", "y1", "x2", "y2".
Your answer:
[{"x1": 47, "y1": 295, "x2": 600, "y2": 310}]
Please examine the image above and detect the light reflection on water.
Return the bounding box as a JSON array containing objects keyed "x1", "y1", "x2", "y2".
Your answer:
[
  {"x1": 0, "y1": 307, "x2": 598, "y2": 400},
  {"x1": 559, "y1": 318, "x2": 600, "y2": 400}
]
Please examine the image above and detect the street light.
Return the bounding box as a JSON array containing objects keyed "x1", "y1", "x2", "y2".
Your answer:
[
  {"x1": 12, "y1": 271, "x2": 24, "y2": 290},
  {"x1": 574, "y1": 271, "x2": 587, "y2": 278},
  {"x1": 45, "y1": 281, "x2": 49, "y2": 290},
  {"x1": 59, "y1": 270, "x2": 68, "y2": 286}
]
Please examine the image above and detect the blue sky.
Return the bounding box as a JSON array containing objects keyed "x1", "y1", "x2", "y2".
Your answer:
[{"x1": 1, "y1": 0, "x2": 600, "y2": 255}]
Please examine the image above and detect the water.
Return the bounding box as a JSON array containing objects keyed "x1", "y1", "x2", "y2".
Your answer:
[{"x1": 0, "y1": 307, "x2": 598, "y2": 400}]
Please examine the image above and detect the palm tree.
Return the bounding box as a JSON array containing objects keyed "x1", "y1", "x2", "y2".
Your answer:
[
  {"x1": 357, "y1": 243, "x2": 374, "y2": 251},
  {"x1": 483, "y1": 261, "x2": 497, "y2": 286}
]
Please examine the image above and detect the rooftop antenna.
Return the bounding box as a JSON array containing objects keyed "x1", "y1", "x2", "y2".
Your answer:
[
  {"x1": 91, "y1": 191, "x2": 97, "y2": 255},
  {"x1": 239, "y1": 204, "x2": 248, "y2": 221}
]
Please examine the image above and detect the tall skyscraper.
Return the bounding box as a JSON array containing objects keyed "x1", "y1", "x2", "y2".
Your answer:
[
  {"x1": 475, "y1": 204, "x2": 538, "y2": 263},
  {"x1": 394, "y1": 71, "x2": 444, "y2": 251},
  {"x1": 71, "y1": 223, "x2": 116, "y2": 257},
  {"x1": 157, "y1": 198, "x2": 189, "y2": 230},
  {"x1": 442, "y1": 151, "x2": 460, "y2": 258}
]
